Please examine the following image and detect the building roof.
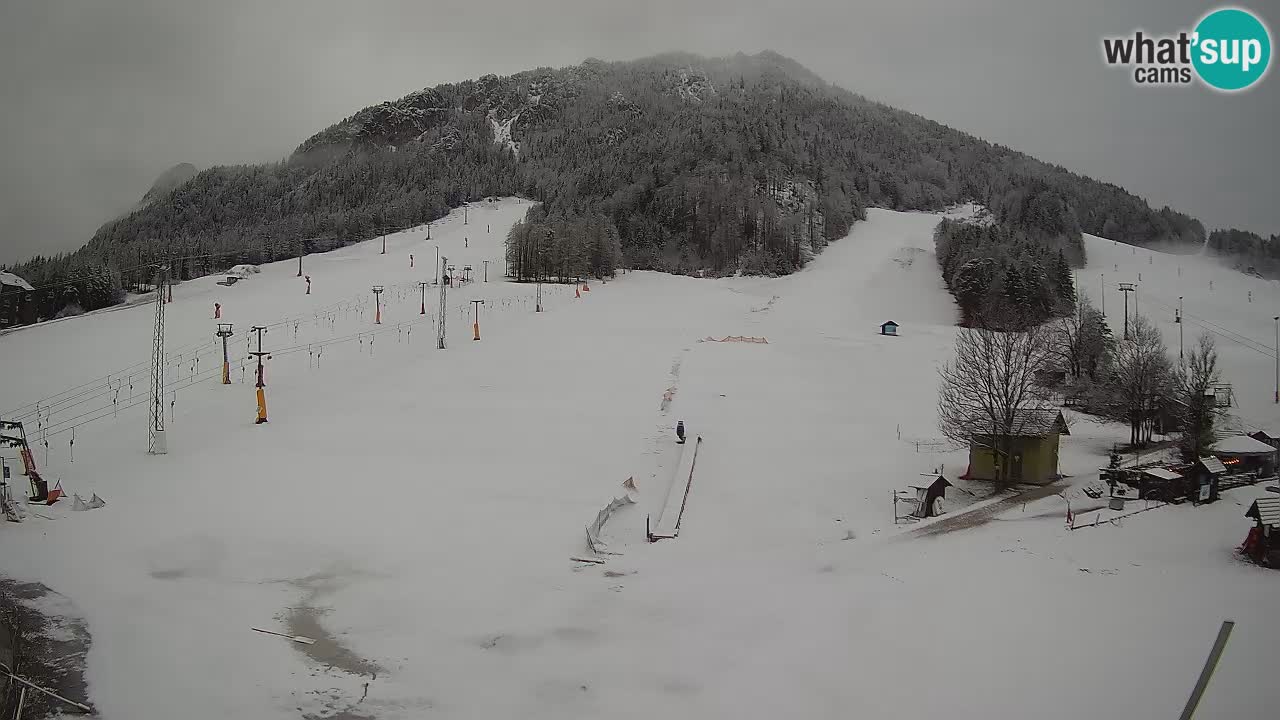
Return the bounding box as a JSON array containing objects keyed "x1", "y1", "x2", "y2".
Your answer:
[
  {"x1": 0, "y1": 271, "x2": 33, "y2": 291},
  {"x1": 1143, "y1": 467, "x2": 1183, "y2": 481},
  {"x1": 1250, "y1": 429, "x2": 1280, "y2": 442},
  {"x1": 1011, "y1": 409, "x2": 1070, "y2": 437},
  {"x1": 881, "y1": 320, "x2": 898, "y2": 327},
  {"x1": 1198, "y1": 456, "x2": 1228, "y2": 474},
  {"x1": 1212, "y1": 434, "x2": 1277, "y2": 457},
  {"x1": 967, "y1": 409, "x2": 1070, "y2": 438},
  {"x1": 1246, "y1": 497, "x2": 1280, "y2": 529}
]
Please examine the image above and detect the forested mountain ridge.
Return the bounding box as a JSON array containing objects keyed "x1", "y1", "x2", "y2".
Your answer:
[
  {"x1": 3, "y1": 51, "x2": 1210, "y2": 326},
  {"x1": 139, "y1": 163, "x2": 198, "y2": 208}
]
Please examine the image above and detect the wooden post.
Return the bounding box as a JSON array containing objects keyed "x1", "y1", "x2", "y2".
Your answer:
[{"x1": 1178, "y1": 620, "x2": 1235, "y2": 720}]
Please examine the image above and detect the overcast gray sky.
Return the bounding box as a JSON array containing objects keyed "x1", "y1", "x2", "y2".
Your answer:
[{"x1": 1, "y1": 0, "x2": 1276, "y2": 265}]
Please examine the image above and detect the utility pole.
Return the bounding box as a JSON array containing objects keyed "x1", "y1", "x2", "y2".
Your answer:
[
  {"x1": 419, "y1": 281, "x2": 428, "y2": 315},
  {"x1": 437, "y1": 256, "x2": 448, "y2": 349},
  {"x1": 297, "y1": 240, "x2": 304, "y2": 277},
  {"x1": 1274, "y1": 316, "x2": 1279, "y2": 403},
  {"x1": 1100, "y1": 273, "x2": 1105, "y2": 316},
  {"x1": 464, "y1": 206, "x2": 468, "y2": 225},
  {"x1": 434, "y1": 245, "x2": 439, "y2": 285},
  {"x1": 483, "y1": 260, "x2": 489, "y2": 282},
  {"x1": 251, "y1": 326, "x2": 268, "y2": 424},
  {"x1": 471, "y1": 299, "x2": 485, "y2": 340},
  {"x1": 148, "y1": 265, "x2": 169, "y2": 455},
  {"x1": 372, "y1": 286, "x2": 384, "y2": 324},
  {"x1": 1177, "y1": 297, "x2": 1184, "y2": 361},
  {"x1": 1119, "y1": 283, "x2": 1135, "y2": 339},
  {"x1": 217, "y1": 323, "x2": 234, "y2": 385}
]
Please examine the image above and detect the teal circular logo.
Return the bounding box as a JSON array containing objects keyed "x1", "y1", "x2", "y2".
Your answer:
[{"x1": 1192, "y1": 8, "x2": 1271, "y2": 91}]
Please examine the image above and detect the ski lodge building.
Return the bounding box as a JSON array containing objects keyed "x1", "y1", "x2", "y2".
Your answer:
[{"x1": 0, "y1": 271, "x2": 34, "y2": 328}]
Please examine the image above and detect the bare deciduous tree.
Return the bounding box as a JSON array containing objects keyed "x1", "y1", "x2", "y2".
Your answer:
[
  {"x1": 1097, "y1": 314, "x2": 1174, "y2": 447},
  {"x1": 1051, "y1": 292, "x2": 1111, "y2": 381},
  {"x1": 938, "y1": 323, "x2": 1057, "y2": 481}
]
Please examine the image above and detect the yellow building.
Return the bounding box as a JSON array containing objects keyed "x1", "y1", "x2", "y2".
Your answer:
[{"x1": 965, "y1": 410, "x2": 1069, "y2": 485}]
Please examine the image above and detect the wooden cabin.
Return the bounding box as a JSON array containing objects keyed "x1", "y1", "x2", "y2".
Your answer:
[
  {"x1": 1214, "y1": 434, "x2": 1279, "y2": 477},
  {"x1": 1191, "y1": 456, "x2": 1227, "y2": 503},
  {"x1": 964, "y1": 410, "x2": 1069, "y2": 485},
  {"x1": 1243, "y1": 497, "x2": 1280, "y2": 568}
]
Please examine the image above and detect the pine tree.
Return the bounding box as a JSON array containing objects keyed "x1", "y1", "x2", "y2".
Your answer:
[{"x1": 1054, "y1": 250, "x2": 1075, "y2": 309}]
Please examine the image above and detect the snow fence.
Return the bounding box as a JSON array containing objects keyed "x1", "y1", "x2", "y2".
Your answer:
[{"x1": 585, "y1": 488, "x2": 636, "y2": 554}]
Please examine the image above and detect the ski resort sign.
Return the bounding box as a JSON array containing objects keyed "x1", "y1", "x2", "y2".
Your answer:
[{"x1": 1102, "y1": 7, "x2": 1271, "y2": 91}]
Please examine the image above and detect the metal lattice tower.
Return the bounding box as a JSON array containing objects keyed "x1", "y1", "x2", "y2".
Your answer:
[
  {"x1": 437, "y1": 255, "x2": 448, "y2": 349},
  {"x1": 148, "y1": 265, "x2": 169, "y2": 454}
]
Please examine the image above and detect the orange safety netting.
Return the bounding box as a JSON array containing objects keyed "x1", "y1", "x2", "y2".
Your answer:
[{"x1": 700, "y1": 335, "x2": 769, "y2": 344}]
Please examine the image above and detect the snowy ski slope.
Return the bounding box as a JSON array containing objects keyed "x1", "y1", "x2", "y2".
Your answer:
[{"x1": 0, "y1": 201, "x2": 1276, "y2": 719}]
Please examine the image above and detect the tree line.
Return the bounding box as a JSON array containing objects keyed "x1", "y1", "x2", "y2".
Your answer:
[
  {"x1": 505, "y1": 208, "x2": 623, "y2": 282},
  {"x1": 934, "y1": 182, "x2": 1083, "y2": 328},
  {"x1": 1206, "y1": 228, "x2": 1280, "y2": 278}
]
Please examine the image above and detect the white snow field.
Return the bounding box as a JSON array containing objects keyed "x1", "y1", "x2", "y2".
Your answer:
[{"x1": 1, "y1": 199, "x2": 1278, "y2": 719}]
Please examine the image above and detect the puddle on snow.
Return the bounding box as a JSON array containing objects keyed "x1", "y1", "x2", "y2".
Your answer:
[
  {"x1": 282, "y1": 571, "x2": 384, "y2": 679},
  {"x1": 286, "y1": 605, "x2": 382, "y2": 678}
]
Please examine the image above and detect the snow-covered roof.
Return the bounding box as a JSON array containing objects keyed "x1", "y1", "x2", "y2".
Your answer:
[
  {"x1": 0, "y1": 271, "x2": 33, "y2": 291},
  {"x1": 1014, "y1": 409, "x2": 1069, "y2": 437},
  {"x1": 1198, "y1": 456, "x2": 1228, "y2": 474},
  {"x1": 1143, "y1": 467, "x2": 1182, "y2": 481},
  {"x1": 1246, "y1": 497, "x2": 1280, "y2": 528},
  {"x1": 1212, "y1": 434, "x2": 1277, "y2": 456},
  {"x1": 966, "y1": 409, "x2": 1069, "y2": 438}
]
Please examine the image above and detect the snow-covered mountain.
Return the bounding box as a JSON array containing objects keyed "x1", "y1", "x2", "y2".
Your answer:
[{"x1": 6, "y1": 51, "x2": 1216, "y2": 329}]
